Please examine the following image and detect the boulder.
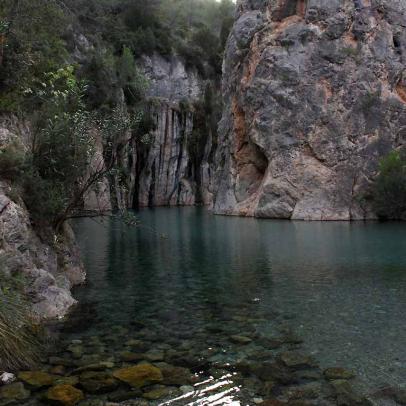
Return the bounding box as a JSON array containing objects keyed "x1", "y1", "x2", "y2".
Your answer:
[
  {"x1": 79, "y1": 371, "x2": 118, "y2": 394},
  {"x1": 113, "y1": 364, "x2": 163, "y2": 388},
  {"x1": 0, "y1": 382, "x2": 30, "y2": 401},
  {"x1": 45, "y1": 384, "x2": 84, "y2": 406}
]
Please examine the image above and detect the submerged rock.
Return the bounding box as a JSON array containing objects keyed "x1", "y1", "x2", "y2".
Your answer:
[
  {"x1": 179, "y1": 385, "x2": 194, "y2": 395},
  {"x1": 279, "y1": 352, "x2": 314, "y2": 369},
  {"x1": 155, "y1": 363, "x2": 192, "y2": 385},
  {"x1": 46, "y1": 384, "x2": 84, "y2": 406},
  {"x1": 18, "y1": 371, "x2": 56, "y2": 388},
  {"x1": 0, "y1": 382, "x2": 30, "y2": 401},
  {"x1": 119, "y1": 351, "x2": 144, "y2": 363},
  {"x1": 230, "y1": 335, "x2": 253, "y2": 344},
  {"x1": 79, "y1": 371, "x2": 118, "y2": 394},
  {"x1": 330, "y1": 379, "x2": 372, "y2": 406},
  {"x1": 113, "y1": 364, "x2": 163, "y2": 388},
  {"x1": 324, "y1": 367, "x2": 355, "y2": 381},
  {"x1": 71, "y1": 362, "x2": 114, "y2": 374},
  {"x1": 142, "y1": 385, "x2": 173, "y2": 400},
  {"x1": 54, "y1": 377, "x2": 80, "y2": 387}
]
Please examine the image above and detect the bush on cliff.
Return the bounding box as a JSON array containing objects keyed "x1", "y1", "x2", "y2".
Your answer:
[{"x1": 372, "y1": 150, "x2": 406, "y2": 219}]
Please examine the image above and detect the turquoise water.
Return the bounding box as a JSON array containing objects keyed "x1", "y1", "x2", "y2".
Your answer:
[{"x1": 64, "y1": 207, "x2": 406, "y2": 404}]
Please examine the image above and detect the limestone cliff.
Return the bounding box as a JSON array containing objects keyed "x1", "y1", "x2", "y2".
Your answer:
[
  {"x1": 0, "y1": 117, "x2": 85, "y2": 320},
  {"x1": 104, "y1": 54, "x2": 214, "y2": 210},
  {"x1": 213, "y1": 0, "x2": 406, "y2": 220}
]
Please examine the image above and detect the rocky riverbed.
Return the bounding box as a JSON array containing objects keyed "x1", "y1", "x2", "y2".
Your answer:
[{"x1": 2, "y1": 303, "x2": 404, "y2": 406}]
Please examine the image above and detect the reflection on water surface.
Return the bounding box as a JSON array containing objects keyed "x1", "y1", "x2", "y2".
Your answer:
[{"x1": 43, "y1": 208, "x2": 406, "y2": 405}]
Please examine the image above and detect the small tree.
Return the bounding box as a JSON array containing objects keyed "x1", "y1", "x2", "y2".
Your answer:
[
  {"x1": 117, "y1": 46, "x2": 148, "y2": 105},
  {"x1": 372, "y1": 150, "x2": 406, "y2": 219}
]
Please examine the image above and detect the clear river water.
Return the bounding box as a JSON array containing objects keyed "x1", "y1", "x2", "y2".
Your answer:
[{"x1": 45, "y1": 207, "x2": 406, "y2": 405}]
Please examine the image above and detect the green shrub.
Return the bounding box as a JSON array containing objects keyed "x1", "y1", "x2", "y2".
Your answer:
[
  {"x1": 117, "y1": 46, "x2": 149, "y2": 105},
  {"x1": 0, "y1": 141, "x2": 26, "y2": 180},
  {"x1": 372, "y1": 150, "x2": 406, "y2": 219}
]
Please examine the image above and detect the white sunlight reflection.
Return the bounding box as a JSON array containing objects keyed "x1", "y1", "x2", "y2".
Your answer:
[{"x1": 160, "y1": 374, "x2": 241, "y2": 406}]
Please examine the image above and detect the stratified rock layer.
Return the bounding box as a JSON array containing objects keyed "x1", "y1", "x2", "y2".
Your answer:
[{"x1": 213, "y1": 0, "x2": 406, "y2": 220}]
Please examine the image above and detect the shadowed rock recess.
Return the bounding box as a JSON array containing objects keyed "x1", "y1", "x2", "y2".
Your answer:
[{"x1": 213, "y1": 0, "x2": 406, "y2": 220}]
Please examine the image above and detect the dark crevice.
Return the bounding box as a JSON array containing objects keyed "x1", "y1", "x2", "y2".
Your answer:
[
  {"x1": 168, "y1": 111, "x2": 186, "y2": 205},
  {"x1": 393, "y1": 35, "x2": 402, "y2": 55},
  {"x1": 148, "y1": 160, "x2": 156, "y2": 207},
  {"x1": 274, "y1": 0, "x2": 307, "y2": 21}
]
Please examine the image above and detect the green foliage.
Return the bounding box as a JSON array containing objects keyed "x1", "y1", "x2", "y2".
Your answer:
[
  {"x1": 81, "y1": 49, "x2": 119, "y2": 110},
  {"x1": 0, "y1": 270, "x2": 43, "y2": 370},
  {"x1": 0, "y1": 66, "x2": 96, "y2": 228},
  {"x1": 117, "y1": 46, "x2": 149, "y2": 105},
  {"x1": 0, "y1": 140, "x2": 26, "y2": 180},
  {"x1": 372, "y1": 150, "x2": 406, "y2": 219},
  {"x1": 0, "y1": 0, "x2": 68, "y2": 111}
]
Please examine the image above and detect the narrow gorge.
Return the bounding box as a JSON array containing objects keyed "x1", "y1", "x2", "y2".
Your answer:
[{"x1": 1, "y1": 1, "x2": 406, "y2": 405}]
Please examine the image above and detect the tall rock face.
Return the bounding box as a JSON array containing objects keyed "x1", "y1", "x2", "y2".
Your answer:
[
  {"x1": 109, "y1": 54, "x2": 213, "y2": 210},
  {"x1": 213, "y1": 0, "x2": 406, "y2": 220}
]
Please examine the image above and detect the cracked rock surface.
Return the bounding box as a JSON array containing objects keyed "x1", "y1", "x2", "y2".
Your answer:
[{"x1": 213, "y1": 0, "x2": 406, "y2": 220}]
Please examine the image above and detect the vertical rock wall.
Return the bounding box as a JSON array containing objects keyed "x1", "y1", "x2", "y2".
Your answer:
[
  {"x1": 108, "y1": 54, "x2": 214, "y2": 210},
  {"x1": 213, "y1": 0, "x2": 406, "y2": 220}
]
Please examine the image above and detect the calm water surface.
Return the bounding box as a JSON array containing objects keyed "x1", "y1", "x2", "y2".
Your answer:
[{"x1": 68, "y1": 207, "x2": 406, "y2": 404}]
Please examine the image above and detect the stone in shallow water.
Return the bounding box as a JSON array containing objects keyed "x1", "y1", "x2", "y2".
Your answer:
[
  {"x1": 155, "y1": 363, "x2": 192, "y2": 385},
  {"x1": 0, "y1": 382, "x2": 30, "y2": 401},
  {"x1": 230, "y1": 335, "x2": 253, "y2": 344},
  {"x1": 54, "y1": 376, "x2": 80, "y2": 386},
  {"x1": 67, "y1": 345, "x2": 84, "y2": 359},
  {"x1": 330, "y1": 379, "x2": 371, "y2": 405},
  {"x1": 142, "y1": 385, "x2": 175, "y2": 400},
  {"x1": 113, "y1": 364, "x2": 163, "y2": 388},
  {"x1": 279, "y1": 352, "x2": 313, "y2": 368},
  {"x1": 17, "y1": 371, "x2": 56, "y2": 388},
  {"x1": 144, "y1": 350, "x2": 165, "y2": 362},
  {"x1": 49, "y1": 357, "x2": 75, "y2": 367},
  {"x1": 125, "y1": 339, "x2": 147, "y2": 351},
  {"x1": 80, "y1": 371, "x2": 118, "y2": 394},
  {"x1": 50, "y1": 366, "x2": 66, "y2": 376},
  {"x1": 251, "y1": 362, "x2": 294, "y2": 384},
  {"x1": 45, "y1": 384, "x2": 84, "y2": 406},
  {"x1": 323, "y1": 367, "x2": 355, "y2": 380},
  {"x1": 119, "y1": 351, "x2": 144, "y2": 362},
  {"x1": 179, "y1": 385, "x2": 194, "y2": 395},
  {"x1": 107, "y1": 388, "x2": 142, "y2": 402},
  {"x1": 283, "y1": 382, "x2": 322, "y2": 400},
  {"x1": 71, "y1": 361, "x2": 114, "y2": 374}
]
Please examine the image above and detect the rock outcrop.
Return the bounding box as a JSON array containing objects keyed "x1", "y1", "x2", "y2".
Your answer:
[
  {"x1": 213, "y1": 0, "x2": 406, "y2": 220},
  {"x1": 133, "y1": 54, "x2": 213, "y2": 208},
  {"x1": 107, "y1": 54, "x2": 213, "y2": 210},
  {"x1": 0, "y1": 116, "x2": 85, "y2": 320}
]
